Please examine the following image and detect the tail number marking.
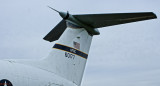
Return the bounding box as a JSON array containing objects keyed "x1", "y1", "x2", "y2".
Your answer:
[{"x1": 65, "y1": 52, "x2": 75, "y2": 59}]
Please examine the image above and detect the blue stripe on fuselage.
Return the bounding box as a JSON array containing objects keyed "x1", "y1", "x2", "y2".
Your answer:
[{"x1": 53, "y1": 43, "x2": 88, "y2": 59}]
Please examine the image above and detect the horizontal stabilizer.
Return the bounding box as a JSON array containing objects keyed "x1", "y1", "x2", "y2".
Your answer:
[
  {"x1": 73, "y1": 12, "x2": 157, "y2": 28},
  {"x1": 43, "y1": 20, "x2": 67, "y2": 42},
  {"x1": 44, "y1": 10, "x2": 157, "y2": 42}
]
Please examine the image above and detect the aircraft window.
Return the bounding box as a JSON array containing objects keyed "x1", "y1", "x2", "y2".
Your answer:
[{"x1": 67, "y1": 22, "x2": 83, "y2": 29}]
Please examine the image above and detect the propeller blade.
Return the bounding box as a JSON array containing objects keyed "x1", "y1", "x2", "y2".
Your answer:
[{"x1": 43, "y1": 20, "x2": 67, "y2": 42}]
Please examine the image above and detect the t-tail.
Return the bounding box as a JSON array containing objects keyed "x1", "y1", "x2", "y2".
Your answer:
[{"x1": 43, "y1": 7, "x2": 157, "y2": 86}]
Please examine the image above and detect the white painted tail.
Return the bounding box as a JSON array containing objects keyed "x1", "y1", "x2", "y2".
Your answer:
[
  {"x1": 12, "y1": 10, "x2": 157, "y2": 86},
  {"x1": 44, "y1": 27, "x2": 92, "y2": 86}
]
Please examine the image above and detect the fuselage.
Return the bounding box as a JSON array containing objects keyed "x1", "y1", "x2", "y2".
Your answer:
[{"x1": 0, "y1": 60, "x2": 76, "y2": 86}]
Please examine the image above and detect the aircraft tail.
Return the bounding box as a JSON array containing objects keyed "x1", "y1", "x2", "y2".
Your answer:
[
  {"x1": 44, "y1": 24, "x2": 92, "y2": 86},
  {"x1": 42, "y1": 8, "x2": 157, "y2": 86}
]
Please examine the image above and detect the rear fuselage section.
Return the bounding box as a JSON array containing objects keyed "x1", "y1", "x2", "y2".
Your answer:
[{"x1": 0, "y1": 60, "x2": 76, "y2": 86}]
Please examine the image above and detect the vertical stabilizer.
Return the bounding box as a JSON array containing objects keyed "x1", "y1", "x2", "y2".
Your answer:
[{"x1": 44, "y1": 25, "x2": 92, "y2": 86}]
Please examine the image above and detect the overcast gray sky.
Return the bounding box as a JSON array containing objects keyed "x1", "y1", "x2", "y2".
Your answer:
[{"x1": 0, "y1": 0, "x2": 160, "y2": 86}]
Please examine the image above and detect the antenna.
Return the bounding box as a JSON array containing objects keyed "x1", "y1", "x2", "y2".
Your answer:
[{"x1": 47, "y1": 6, "x2": 59, "y2": 13}]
